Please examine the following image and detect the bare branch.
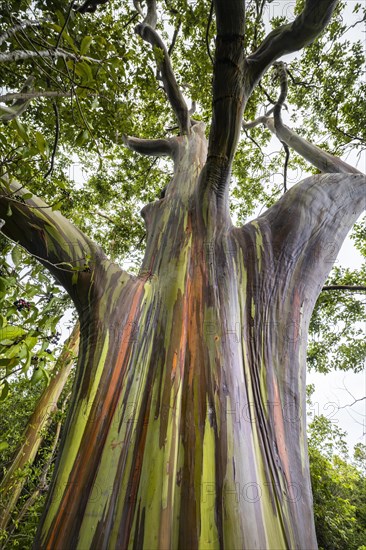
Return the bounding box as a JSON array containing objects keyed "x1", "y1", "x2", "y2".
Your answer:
[
  {"x1": 200, "y1": 0, "x2": 247, "y2": 197},
  {"x1": 0, "y1": 90, "x2": 72, "y2": 103},
  {"x1": 123, "y1": 135, "x2": 176, "y2": 158},
  {"x1": 245, "y1": 62, "x2": 362, "y2": 175},
  {"x1": 44, "y1": 102, "x2": 60, "y2": 179},
  {"x1": 321, "y1": 285, "x2": 366, "y2": 291},
  {"x1": 0, "y1": 48, "x2": 100, "y2": 64},
  {"x1": 0, "y1": 75, "x2": 35, "y2": 122},
  {"x1": 0, "y1": 19, "x2": 44, "y2": 46},
  {"x1": 242, "y1": 112, "x2": 272, "y2": 129},
  {"x1": 205, "y1": 0, "x2": 214, "y2": 65},
  {"x1": 282, "y1": 141, "x2": 290, "y2": 193},
  {"x1": 137, "y1": 0, "x2": 157, "y2": 28},
  {"x1": 247, "y1": 0, "x2": 339, "y2": 90},
  {"x1": 135, "y1": 23, "x2": 190, "y2": 134},
  {"x1": 338, "y1": 396, "x2": 366, "y2": 409},
  {"x1": 189, "y1": 100, "x2": 197, "y2": 116},
  {"x1": 55, "y1": 1, "x2": 77, "y2": 50},
  {"x1": 249, "y1": 173, "x2": 366, "y2": 312},
  {"x1": 168, "y1": 19, "x2": 181, "y2": 56},
  {"x1": 265, "y1": 117, "x2": 361, "y2": 175}
]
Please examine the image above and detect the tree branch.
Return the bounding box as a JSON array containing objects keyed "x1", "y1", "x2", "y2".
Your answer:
[
  {"x1": 44, "y1": 102, "x2": 60, "y2": 179},
  {"x1": 321, "y1": 285, "x2": 366, "y2": 291},
  {"x1": 0, "y1": 75, "x2": 35, "y2": 122},
  {"x1": 205, "y1": 0, "x2": 214, "y2": 65},
  {"x1": 247, "y1": 0, "x2": 339, "y2": 90},
  {"x1": 200, "y1": 0, "x2": 247, "y2": 199},
  {"x1": 122, "y1": 135, "x2": 176, "y2": 158},
  {"x1": 0, "y1": 19, "x2": 44, "y2": 46},
  {"x1": 134, "y1": 1, "x2": 190, "y2": 134},
  {"x1": 253, "y1": 173, "x2": 366, "y2": 308},
  {"x1": 0, "y1": 49, "x2": 100, "y2": 64},
  {"x1": 338, "y1": 396, "x2": 366, "y2": 409},
  {"x1": 243, "y1": 63, "x2": 362, "y2": 175},
  {"x1": 0, "y1": 181, "x2": 105, "y2": 308},
  {"x1": 168, "y1": 19, "x2": 181, "y2": 56},
  {"x1": 0, "y1": 90, "x2": 73, "y2": 103}
]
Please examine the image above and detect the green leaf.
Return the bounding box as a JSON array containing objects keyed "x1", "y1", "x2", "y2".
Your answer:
[
  {"x1": 51, "y1": 201, "x2": 64, "y2": 211},
  {"x1": 30, "y1": 366, "x2": 43, "y2": 385},
  {"x1": 0, "y1": 326, "x2": 26, "y2": 344},
  {"x1": 0, "y1": 277, "x2": 7, "y2": 293},
  {"x1": 21, "y1": 192, "x2": 33, "y2": 200},
  {"x1": 12, "y1": 118, "x2": 29, "y2": 143},
  {"x1": 0, "y1": 441, "x2": 9, "y2": 451},
  {"x1": 0, "y1": 381, "x2": 9, "y2": 401},
  {"x1": 74, "y1": 61, "x2": 93, "y2": 84},
  {"x1": 72, "y1": 271, "x2": 79, "y2": 285},
  {"x1": 75, "y1": 129, "x2": 89, "y2": 146},
  {"x1": 11, "y1": 246, "x2": 22, "y2": 268},
  {"x1": 80, "y1": 36, "x2": 93, "y2": 55},
  {"x1": 35, "y1": 131, "x2": 47, "y2": 157}
]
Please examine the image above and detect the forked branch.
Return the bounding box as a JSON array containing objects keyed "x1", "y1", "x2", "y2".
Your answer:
[
  {"x1": 243, "y1": 63, "x2": 362, "y2": 175},
  {"x1": 247, "y1": 0, "x2": 339, "y2": 90},
  {"x1": 134, "y1": 0, "x2": 189, "y2": 134}
]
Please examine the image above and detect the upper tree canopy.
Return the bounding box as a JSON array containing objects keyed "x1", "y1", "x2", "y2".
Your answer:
[{"x1": 0, "y1": 1, "x2": 364, "y2": 247}]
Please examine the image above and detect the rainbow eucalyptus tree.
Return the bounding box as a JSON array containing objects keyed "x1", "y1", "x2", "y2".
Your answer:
[{"x1": 0, "y1": 0, "x2": 365, "y2": 548}]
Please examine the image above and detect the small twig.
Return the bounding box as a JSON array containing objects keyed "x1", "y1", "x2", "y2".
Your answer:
[
  {"x1": 337, "y1": 396, "x2": 366, "y2": 410},
  {"x1": 55, "y1": 1, "x2": 76, "y2": 50},
  {"x1": 44, "y1": 102, "x2": 60, "y2": 179},
  {"x1": 282, "y1": 141, "x2": 290, "y2": 192},
  {"x1": 205, "y1": 0, "x2": 214, "y2": 65},
  {"x1": 335, "y1": 126, "x2": 365, "y2": 144},
  {"x1": 168, "y1": 20, "x2": 181, "y2": 56},
  {"x1": 0, "y1": 48, "x2": 101, "y2": 64},
  {"x1": 0, "y1": 90, "x2": 72, "y2": 102},
  {"x1": 321, "y1": 285, "x2": 366, "y2": 292},
  {"x1": 243, "y1": 128, "x2": 263, "y2": 154},
  {"x1": 0, "y1": 19, "x2": 44, "y2": 46},
  {"x1": 259, "y1": 82, "x2": 276, "y2": 105}
]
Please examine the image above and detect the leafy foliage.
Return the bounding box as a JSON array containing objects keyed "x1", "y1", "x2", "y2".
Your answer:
[
  {"x1": 0, "y1": 236, "x2": 71, "y2": 403},
  {"x1": 308, "y1": 415, "x2": 366, "y2": 549},
  {"x1": 308, "y1": 266, "x2": 366, "y2": 373}
]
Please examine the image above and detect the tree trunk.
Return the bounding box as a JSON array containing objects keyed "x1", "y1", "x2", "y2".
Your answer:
[
  {"x1": 31, "y1": 125, "x2": 365, "y2": 549},
  {"x1": 0, "y1": 324, "x2": 79, "y2": 533}
]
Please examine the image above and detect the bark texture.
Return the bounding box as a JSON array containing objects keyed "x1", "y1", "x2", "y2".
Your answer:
[{"x1": 5, "y1": 125, "x2": 357, "y2": 549}]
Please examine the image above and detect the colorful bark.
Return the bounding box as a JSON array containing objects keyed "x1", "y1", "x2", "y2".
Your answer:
[
  {"x1": 30, "y1": 125, "x2": 365, "y2": 549},
  {"x1": 0, "y1": 324, "x2": 79, "y2": 532},
  {"x1": 0, "y1": 4, "x2": 363, "y2": 545}
]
